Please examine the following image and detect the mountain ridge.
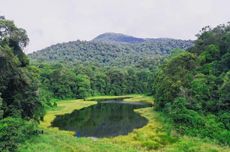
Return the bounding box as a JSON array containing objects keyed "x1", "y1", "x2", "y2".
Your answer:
[
  {"x1": 29, "y1": 33, "x2": 193, "y2": 67},
  {"x1": 92, "y1": 32, "x2": 193, "y2": 44},
  {"x1": 92, "y1": 32, "x2": 145, "y2": 43}
]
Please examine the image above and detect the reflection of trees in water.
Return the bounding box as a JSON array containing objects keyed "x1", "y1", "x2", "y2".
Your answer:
[{"x1": 52, "y1": 101, "x2": 149, "y2": 137}]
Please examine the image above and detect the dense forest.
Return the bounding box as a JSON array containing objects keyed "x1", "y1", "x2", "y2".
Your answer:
[
  {"x1": 0, "y1": 17, "x2": 44, "y2": 151},
  {"x1": 29, "y1": 33, "x2": 193, "y2": 67},
  {"x1": 35, "y1": 63, "x2": 155, "y2": 108},
  {"x1": 153, "y1": 24, "x2": 230, "y2": 145},
  {"x1": 0, "y1": 16, "x2": 229, "y2": 152}
]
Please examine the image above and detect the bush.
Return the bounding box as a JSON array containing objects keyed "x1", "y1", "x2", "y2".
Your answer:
[
  {"x1": 167, "y1": 98, "x2": 230, "y2": 145},
  {"x1": 0, "y1": 117, "x2": 39, "y2": 152}
]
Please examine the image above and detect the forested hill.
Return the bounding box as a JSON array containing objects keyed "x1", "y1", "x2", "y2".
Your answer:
[
  {"x1": 93, "y1": 32, "x2": 191, "y2": 44},
  {"x1": 92, "y1": 32, "x2": 145, "y2": 43},
  {"x1": 29, "y1": 33, "x2": 193, "y2": 67}
]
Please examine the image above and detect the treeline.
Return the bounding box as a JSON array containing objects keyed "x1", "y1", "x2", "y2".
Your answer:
[
  {"x1": 32, "y1": 63, "x2": 155, "y2": 107},
  {"x1": 0, "y1": 17, "x2": 44, "y2": 151},
  {"x1": 153, "y1": 24, "x2": 230, "y2": 145}
]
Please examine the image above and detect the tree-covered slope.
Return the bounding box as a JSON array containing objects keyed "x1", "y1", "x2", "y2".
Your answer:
[
  {"x1": 92, "y1": 32, "x2": 145, "y2": 43},
  {"x1": 29, "y1": 34, "x2": 193, "y2": 67},
  {"x1": 153, "y1": 23, "x2": 230, "y2": 145}
]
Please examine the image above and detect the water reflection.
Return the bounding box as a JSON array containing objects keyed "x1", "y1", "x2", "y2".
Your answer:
[{"x1": 52, "y1": 100, "x2": 150, "y2": 137}]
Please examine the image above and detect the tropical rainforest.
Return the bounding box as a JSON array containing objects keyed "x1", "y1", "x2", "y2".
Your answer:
[{"x1": 0, "y1": 16, "x2": 229, "y2": 152}]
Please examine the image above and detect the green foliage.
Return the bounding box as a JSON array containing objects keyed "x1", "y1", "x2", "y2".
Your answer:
[
  {"x1": 153, "y1": 51, "x2": 196, "y2": 108},
  {"x1": 0, "y1": 17, "x2": 29, "y2": 67},
  {"x1": 181, "y1": 114, "x2": 230, "y2": 145},
  {"x1": 0, "y1": 17, "x2": 44, "y2": 152},
  {"x1": 0, "y1": 17, "x2": 44, "y2": 120},
  {"x1": 76, "y1": 74, "x2": 91, "y2": 98},
  {"x1": 219, "y1": 71, "x2": 230, "y2": 110},
  {"x1": 198, "y1": 45, "x2": 220, "y2": 64},
  {"x1": 33, "y1": 63, "x2": 155, "y2": 103},
  {"x1": 49, "y1": 67, "x2": 77, "y2": 98},
  {"x1": 0, "y1": 93, "x2": 3, "y2": 119},
  {"x1": 29, "y1": 35, "x2": 193, "y2": 67},
  {"x1": 153, "y1": 23, "x2": 230, "y2": 145},
  {"x1": 0, "y1": 117, "x2": 38, "y2": 152}
]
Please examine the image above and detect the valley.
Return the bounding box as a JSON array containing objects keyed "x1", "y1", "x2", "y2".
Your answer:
[{"x1": 0, "y1": 14, "x2": 230, "y2": 152}]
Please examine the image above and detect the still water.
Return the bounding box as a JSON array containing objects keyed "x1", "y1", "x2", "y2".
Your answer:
[{"x1": 52, "y1": 100, "x2": 151, "y2": 138}]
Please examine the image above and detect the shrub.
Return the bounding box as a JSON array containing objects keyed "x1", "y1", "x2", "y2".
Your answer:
[{"x1": 0, "y1": 117, "x2": 39, "y2": 152}]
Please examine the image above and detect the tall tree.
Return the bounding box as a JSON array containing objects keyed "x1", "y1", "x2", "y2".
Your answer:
[{"x1": 0, "y1": 17, "x2": 44, "y2": 120}]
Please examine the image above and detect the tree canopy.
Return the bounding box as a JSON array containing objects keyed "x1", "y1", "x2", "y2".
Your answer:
[
  {"x1": 153, "y1": 23, "x2": 230, "y2": 145},
  {"x1": 0, "y1": 17, "x2": 44, "y2": 120}
]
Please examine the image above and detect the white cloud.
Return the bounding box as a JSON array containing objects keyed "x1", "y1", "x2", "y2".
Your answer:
[{"x1": 1, "y1": 0, "x2": 229, "y2": 53}]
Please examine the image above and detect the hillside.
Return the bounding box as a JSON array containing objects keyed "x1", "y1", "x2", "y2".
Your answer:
[
  {"x1": 153, "y1": 24, "x2": 230, "y2": 145},
  {"x1": 29, "y1": 33, "x2": 193, "y2": 67},
  {"x1": 92, "y1": 32, "x2": 145, "y2": 43}
]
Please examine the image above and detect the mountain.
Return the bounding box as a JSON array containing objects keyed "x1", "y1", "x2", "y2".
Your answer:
[
  {"x1": 29, "y1": 33, "x2": 193, "y2": 67},
  {"x1": 92, "y1": 32, "x2": 145, "y2": 43}
]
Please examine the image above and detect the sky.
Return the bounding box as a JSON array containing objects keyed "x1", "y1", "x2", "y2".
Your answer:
[{"x1": 1, "y1": 0, "x2": 230, "y2": 53}]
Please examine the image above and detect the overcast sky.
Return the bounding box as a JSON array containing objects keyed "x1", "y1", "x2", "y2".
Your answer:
[{"x1": 1, "y1": 0, "x2": 230, "y2": 53}]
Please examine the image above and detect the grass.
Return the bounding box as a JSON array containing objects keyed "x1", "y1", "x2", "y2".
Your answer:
[
  {"x1": 86, "y1": 94, "x2": 154, "y2": 104},
  {"x1": 19, "y1": 130, "x2": 136, "y2": 152},
  {"x1": 40, "y1": 99, "x2": 96, "y2": 129},
  {"x1": 110, "y1": 108, "x2": 176, "y2": 151},
  {"x1": 86, "y1": 95, "x2": 133, "y2": 101},
  {"x1": 123, "y1": 95, "x2": 154, "y2": 104},
  {"x1": 19, "y1": 95, "x2": 230, "y2": 152}
]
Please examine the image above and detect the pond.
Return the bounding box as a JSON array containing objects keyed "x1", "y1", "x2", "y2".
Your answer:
[{"x1": 51, "y1": 100, "x2": 151, "y2": 138}]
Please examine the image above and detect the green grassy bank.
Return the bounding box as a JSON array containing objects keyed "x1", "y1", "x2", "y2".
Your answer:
[{"x1": 19, "y1": 95, "x2": 230, "y2": 152}]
